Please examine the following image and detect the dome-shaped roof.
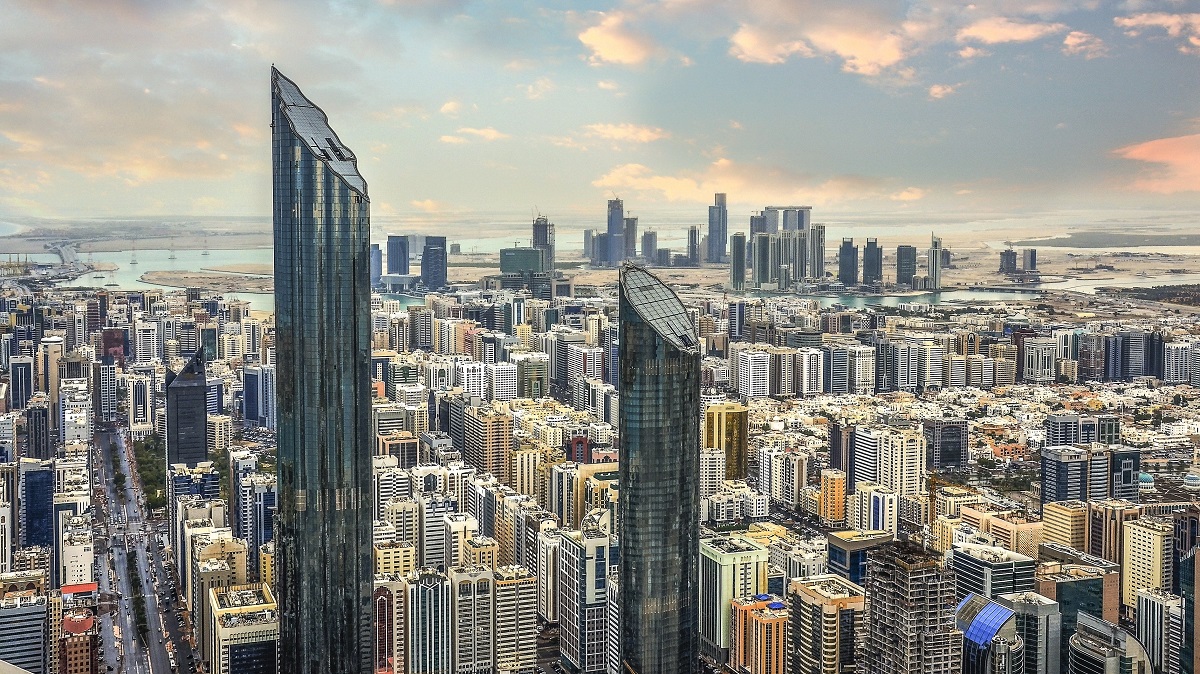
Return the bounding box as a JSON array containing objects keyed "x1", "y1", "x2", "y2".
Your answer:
[{"x1": 1139, "y1": 472, "x2": 1154, "y2": 483}]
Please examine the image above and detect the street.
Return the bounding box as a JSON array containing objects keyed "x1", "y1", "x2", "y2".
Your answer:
[{"x1": 97, "y1": 430, "x2": 192, "y2": 673}]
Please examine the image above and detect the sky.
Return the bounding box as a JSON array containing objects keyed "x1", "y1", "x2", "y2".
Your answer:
[{"x1": 1, "y1": 0, "x2": 1199, "y2": 231}]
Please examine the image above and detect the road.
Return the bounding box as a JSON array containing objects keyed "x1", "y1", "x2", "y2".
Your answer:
[{"x1": 99, "y1": 430, "x2": 190, "y2": 673}]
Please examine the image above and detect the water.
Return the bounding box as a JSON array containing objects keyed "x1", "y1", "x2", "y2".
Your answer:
[{"x1": 55, "y1": 247, "x2": 276, "y2": 312}]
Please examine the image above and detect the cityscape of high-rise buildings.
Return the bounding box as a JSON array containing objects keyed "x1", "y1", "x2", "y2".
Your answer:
[{"x1": 2, "y1": 65, "x2": 1200, "y2": 674}]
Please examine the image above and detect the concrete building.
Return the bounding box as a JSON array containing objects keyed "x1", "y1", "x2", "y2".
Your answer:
[
  {"x1": 861, "y1": 543, "x2": 962, "y2": 674},
  {"x1": 698, "y1": 536, "x2": 770, "y2": 665},
  {"x1": 996, "y1": 591, "x2": 1062, "y2": 674},
  {"x1": 1121, "y1": 517, "x2": 1173, "y2": 610},
  {"x1": 787, "y1": 575, "x2": 865, "y2": 674},
  {"x1": 729, "y1": 594, "x2": 788, "y2": 674},
  {"x1": 207, "y1": 584, "x2": 279, "y2": 674},
  {"x1": 950, "y1": 543, "x2": 1036, "y2": 600}
]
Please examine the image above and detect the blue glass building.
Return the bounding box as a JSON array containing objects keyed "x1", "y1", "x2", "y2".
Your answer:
[
  {"x1": 271, "y1": 67, "x2": 373, "y2": 673},
  {"x1": 618, "y1": 265, "x2": 700, "y2": 674}
]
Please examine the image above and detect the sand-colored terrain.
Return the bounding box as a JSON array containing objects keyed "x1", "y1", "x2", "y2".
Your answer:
[
  {"x1": 203, "y1": 263, "x2": 273, "y2": 275},
  {"x1": 140, "y1": 270, "x2": 273, "y2": 294}
]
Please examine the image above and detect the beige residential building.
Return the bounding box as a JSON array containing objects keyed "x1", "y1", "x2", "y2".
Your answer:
[
  {"x1": 1121, "y1": 517, "x2": 1173, "y2": 610},
  {"x1": 1042, "y1": 501, "x2": 1089, "y2": 550},
  {"x1": 207, "y1": 584, "x2": 278, "y2": 674}
]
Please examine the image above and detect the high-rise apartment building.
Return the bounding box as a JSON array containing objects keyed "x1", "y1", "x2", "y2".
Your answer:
[
  {"x1": 1121, "y1": 517, "x2": 1173, "y2": 610},
  {"x1": 1135, "y1": 588, "x2": 1184, "y2": 674},
  {"x1": 861, "y1": 543, "x2": 962, "y2": 673},
  {"x1": 271, "y1": 67, "x2": 373, "y2": 673},
  {"x1": 729, "y1": 594, "x2": 788, "y2": 674},
  {"x1": 787, "y1": 574, "x2": 865, "y2": 674},
  {"x1": 166, "y1": 349, "x2": 209, "y2": 467},
  {"x1": 207, "y1": 584, "x2": 279, "y2": 674},
  {"x1": 699, "y1": 536, "x2": 769, "y2": 664},
  {"x1": 559, "y1": 511, "x2": 618, "y2": 673},
  {"x1": 494, "y1": 565, "x2": 538, "y2": 673},
  {"x1": 708, "y1": 193, "x2": 728, "y2": 263},
  {"x1": 618, "y1": 265, "x2": 701, "y2": 674}
]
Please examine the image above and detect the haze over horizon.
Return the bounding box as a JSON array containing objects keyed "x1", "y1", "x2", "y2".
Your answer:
[{"x1": 1, "y1": 0, "x2": 1198, "y2": 228}]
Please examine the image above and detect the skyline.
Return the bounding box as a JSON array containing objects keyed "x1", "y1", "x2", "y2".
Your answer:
[{"x1": 1, "y1": 0, "x2": 1199, "y2": 224}]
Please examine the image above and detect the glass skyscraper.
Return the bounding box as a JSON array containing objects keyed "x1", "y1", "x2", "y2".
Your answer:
[
  {"x1": 618, "y1": 265, "x2": 701, "y2": 674},
  {"x1": 165, "y1": 349, "x2": 208, "y2": 467},
  {"x1": 270, "y1": 67, "x2": 373, "y2": 673}
]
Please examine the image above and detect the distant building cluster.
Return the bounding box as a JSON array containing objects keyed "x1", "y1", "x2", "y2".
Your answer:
[{"x1": 2, "y1": 70, "x2": 1199, "y2": 674}]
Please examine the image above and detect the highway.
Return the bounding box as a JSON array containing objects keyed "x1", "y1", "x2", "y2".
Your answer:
[{"x1": 98, "y1": 429, "x2": 192, "y2": 673}]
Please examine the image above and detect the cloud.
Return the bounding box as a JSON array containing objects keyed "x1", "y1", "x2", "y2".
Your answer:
[
  {"x1": 578, "y1": 12, "x2": 659, "y2": 65},
  {"x1": 928, "y1": 83, "x2": 959, "y2": 99},
  {"x1": 596, "y1": 80, "x2": 620, "y2": 91},
  {"x1": 957, "y1": 46, "x2": 991, "y2": 59},
  {"x1": 727, "y1": 17, "x2": 909, "y2": 76},
  {"x1": 582, "y1": 123, "x2": 670, "y2": 143},
  {"x1": 457, "y1": 127, "x2": 510, "y2": 141},
  {"x1": 439, "y1": 100, "x2": 462, "y2": 116},
  {"x1": 1062, "y1": 31, "x2": 1108, "y2": 58},
  {"x1": 522, "y1": 77, "x2": 554, "y2": 99},
  {"x1": 890, "y1": 187, "x2": 927, "y2": 201},
  {"x1": 410, "y1": 199, "x2": 449, "y2": 212},
  {"x1": 1115, "y1": 12, "x2": 1200, "y2": 54},
  {"x1": 957, "y1": 17, "x2": 1067, "y2": 44},
  {"x1": 591, "y1": 157, "x2": 892, "y2": 206},
  {"x1": 439, "y1": 135, "x2": 468, "y2": 144},
  {"x1": 728, "y1": 25, "x2": 814, "y2": 64},
  {"x1": 1114, "y1": 134, "x2": 1200, "y2": 193}
]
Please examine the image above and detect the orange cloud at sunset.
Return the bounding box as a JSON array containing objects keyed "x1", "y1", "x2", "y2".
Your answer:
[{"x1": 1115, "y1": 134, "x2": 1200, "y2": 194}]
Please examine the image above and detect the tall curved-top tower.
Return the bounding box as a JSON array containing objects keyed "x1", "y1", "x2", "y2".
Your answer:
[
  {"x1": 271, "y1": 67, "x2": 373, "y2": 673},
  {"x1": 618, "y1": 264, "x2": 701, "y2": 674}
]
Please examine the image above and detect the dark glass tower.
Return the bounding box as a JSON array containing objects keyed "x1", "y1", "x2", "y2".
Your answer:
[
  {"x1": 165, "y1": 349, "x2": 209, "y2": 467},
  {"x1": 271, "y1": 67, "x2": 372, "y2": 673},
  {"x1": 618, "y1": 265, "x2": 701, "y2": 674},
  {"x1": 386, "y1": 234, "x2": 409, "y2": 275},
  {"x1": 421, "y1": 235, "x2": 447, "y2": 289}
]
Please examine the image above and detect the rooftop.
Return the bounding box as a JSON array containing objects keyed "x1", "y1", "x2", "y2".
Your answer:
[
  {"x1": 271, "y1": 67, "x2": 367, "y2": 197},
  {"x1": 619, "y1": 265, "x2": 699, "y2": 353}
]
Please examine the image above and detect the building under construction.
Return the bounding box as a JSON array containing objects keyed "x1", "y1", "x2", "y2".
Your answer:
[{"x1": 860, "y1": 542, "x2": 962, "y2": 673}]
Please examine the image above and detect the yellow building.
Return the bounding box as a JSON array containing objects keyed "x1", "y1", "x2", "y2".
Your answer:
[
  {"x1": 464, "y1": 404, "x2": 515, "y2": 483},
  {"x1": 817, "y1": 470, "x2": 846, "y2": 528},
  {"x1": 1042, "y1": 501, "x2": 1089, "y2": 551},
  {"x1": 463, "y1": 535, "x2": 499, "y2": 569},
  {"x1": 1121, "y1": 517, "x2": 1173, "y2": 610},
  {"x1": 258, "y1": 541, "x2": 274, "y2": 589},
  {"x1": 704, "y1": 403, "x2": 750, "y2": 480},
  {"x1": 931, "y1": 516, "x2": 963, "y2": 554},
  {"x1": 373, "y1": 540, "x2": 418, "y2": 576}
]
